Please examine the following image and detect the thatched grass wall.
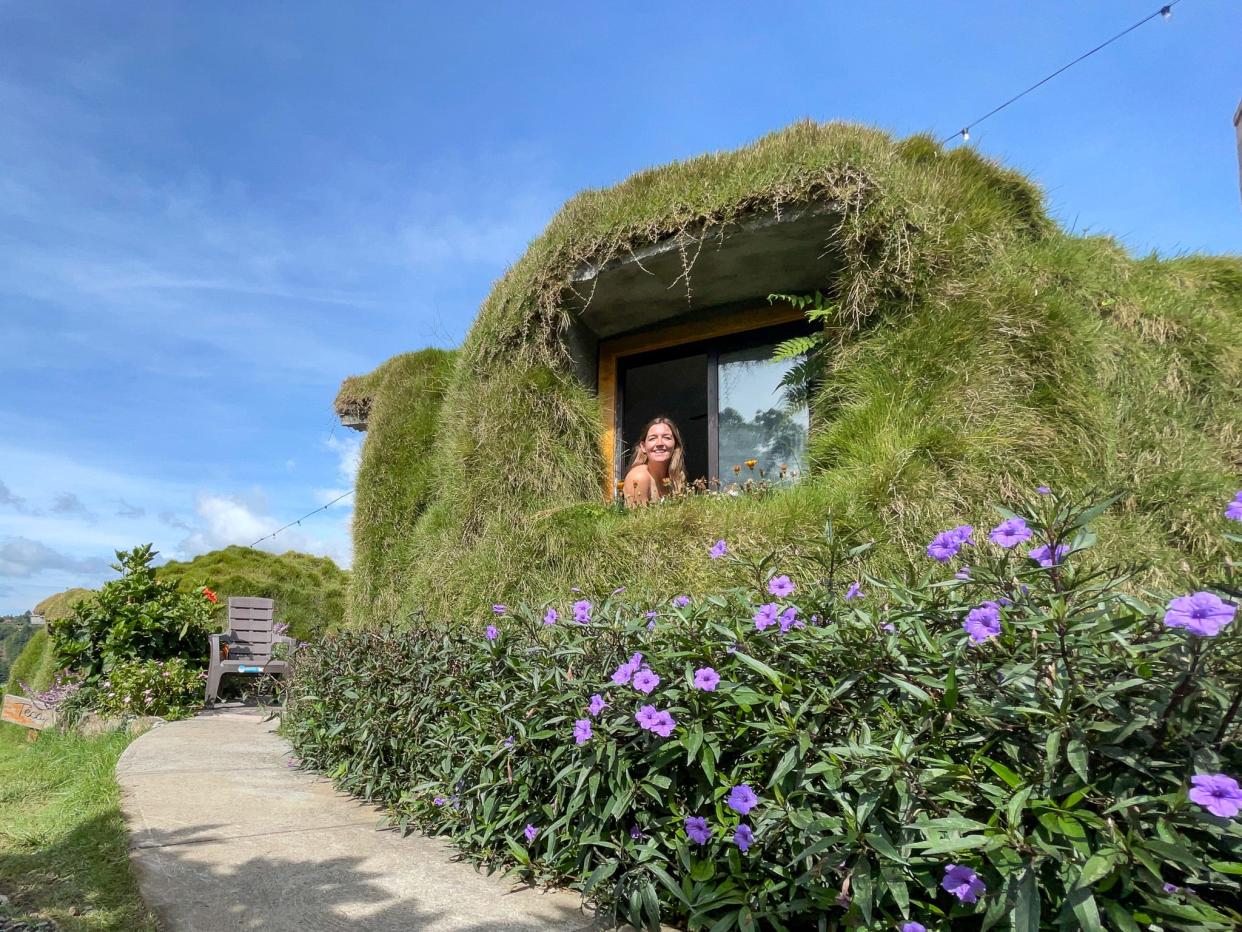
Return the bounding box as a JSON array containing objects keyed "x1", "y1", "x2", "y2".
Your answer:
[{"x1": 339, "y1": 121, "x2": 1241, "y2": 628}]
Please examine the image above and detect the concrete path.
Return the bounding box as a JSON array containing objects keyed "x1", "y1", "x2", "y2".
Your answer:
[{"x1": 116, "y1": 708, "x2": 604, "y2": 931}]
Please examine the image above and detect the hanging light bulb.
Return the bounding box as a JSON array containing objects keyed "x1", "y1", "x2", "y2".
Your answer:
[
  {"x1": 960, "y1": 128, "x2": 971, "y2": 142},
  {"x1": 1160, "y1": 5, "x2": 1171, "y2": 19}
]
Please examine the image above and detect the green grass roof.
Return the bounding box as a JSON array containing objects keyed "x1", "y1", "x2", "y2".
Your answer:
[{"x1": 340, "y1": 120, "x2": 1241, "y2": 627}]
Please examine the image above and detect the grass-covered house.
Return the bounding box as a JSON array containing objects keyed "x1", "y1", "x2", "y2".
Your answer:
[{"x1": 337, "y1": 120, "x2": 1240, "y2": 628}]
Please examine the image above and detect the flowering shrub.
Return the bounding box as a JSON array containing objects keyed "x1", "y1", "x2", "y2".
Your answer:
[
  {"x1": 89, "y1": 658, "x2": 203, "y2": 721},
  {"x1": 284, "y1": 491, "x2": 1242, "y2": 930},
  {"x1": 49, "y1": 544, "x2": 214, "y2": 679}
]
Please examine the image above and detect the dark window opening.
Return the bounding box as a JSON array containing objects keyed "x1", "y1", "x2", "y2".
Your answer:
[{"x1": 615, "y1": 321, "x2": 811, "y2": 489}]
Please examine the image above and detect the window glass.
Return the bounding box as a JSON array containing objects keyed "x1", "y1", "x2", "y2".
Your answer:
[
  {"x1": 621, "y1": 353, "x2": 708, "y2": 484},
  {"x1": 717, "y1": 342, "x2": 807, "y2": 482}
]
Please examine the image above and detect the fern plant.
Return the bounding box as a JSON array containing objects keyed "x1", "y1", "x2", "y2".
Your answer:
[{"x1": 766, "y1": 291, "x2": 840, "y2": 409}]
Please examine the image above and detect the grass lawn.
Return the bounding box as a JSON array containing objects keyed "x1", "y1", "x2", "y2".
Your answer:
[{"x1": 0, "y1": 723, "x2": 156, "y2": 931}]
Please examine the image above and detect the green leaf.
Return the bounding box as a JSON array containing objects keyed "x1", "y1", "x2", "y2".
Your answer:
[
  {"x1": 1077, "y1": 849, "x2": 1121, "y2": 887},
  {"x1": 731, "y1": 651, "x2": 783, "y2": 690},
  {"x1": 1011, "y1": 865, "x2": 1040, "y2": 932},
  {"x1": 690, "y1": 859, "x2": 716, "y2": 882},
  {"x1": 851, "y1": 854, "x2": 873, "y2": 926},
  {"x1": 1066, "y1": 735, "x2": 1089, "y2": 784},
  {"x1": 581, "y1": 860, "x2": 617, "y2": 894},
  {"x1": 768, "y1": 745, "x2": 800, "y2": 787},
  {"x1": 983, "y1": 759, "x2": 1022, "y2": 790},
  {"x1": 1065, "y1": 886, "x2": 1103, "y2": 932},
  {"x1": 880, "y1": 673, "x2": 932, "y2": 704}
]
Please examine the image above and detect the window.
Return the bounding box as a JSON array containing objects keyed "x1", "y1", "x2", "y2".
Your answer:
[{"x1": 598, "y1": 307, "x2": 813, "y2": 494}]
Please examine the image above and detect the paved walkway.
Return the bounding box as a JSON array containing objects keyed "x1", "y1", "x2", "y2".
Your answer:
[{"x1": 116, "y1": 708, "x2": 604, "y2": 931}]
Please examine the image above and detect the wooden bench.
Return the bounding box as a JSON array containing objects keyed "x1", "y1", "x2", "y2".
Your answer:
[{"x1": 204, "y1": 597, "x2": 296, "y2": 704}]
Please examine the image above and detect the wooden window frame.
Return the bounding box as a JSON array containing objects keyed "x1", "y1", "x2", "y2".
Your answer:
[{"x1": 597, "y1": 304, "x2": 807, "y2": 497}]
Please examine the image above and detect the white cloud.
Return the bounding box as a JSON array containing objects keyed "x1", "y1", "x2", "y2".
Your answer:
[
  {"x1": 0, "y1": 537, "x2": 110, "y2": 579},
  {"x1": 177, "y1": 490, "x2": 351, "y2": 568}
]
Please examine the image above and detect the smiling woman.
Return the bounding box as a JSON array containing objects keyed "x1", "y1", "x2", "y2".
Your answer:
[{"x1": 621, "y1": 416, "x2": 686, "y2": 506}]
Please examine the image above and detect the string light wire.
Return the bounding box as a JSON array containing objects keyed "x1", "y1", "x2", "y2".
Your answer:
[
  {"x1": 248, "y1": 489, "x2": 354, "y2": 548},
  {"x1": 944, "y1": 2, "x2": 1181, "y2": 144}
]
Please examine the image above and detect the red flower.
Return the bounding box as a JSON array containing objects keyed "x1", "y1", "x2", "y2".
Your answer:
[{"x1": 202, "y1": 587, "x2": 219, "y2": 604}]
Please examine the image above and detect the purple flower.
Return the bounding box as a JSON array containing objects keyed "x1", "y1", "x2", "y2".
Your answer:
[
  {"x1": 1162, "y1": 882, "x2": 1182, "y2": 895},
  {"x1": 649, "y1": 709, "x2": 676, "y2": 738},
  {"x1": 941, "y1": 864, "x2": 986, "y2": 903},
  {"x1": 844, "y1": 581, "x2": 862, "y2": 601},
  {"x1": 1188, "y1": 773, "x2": 1242, "y2": 818},
  {"x1": 1164, "y1": 592, "x2": 1235, "y2": 638},
  {"x1": 644, "y1": 610, "x2": 658, "y2": 619},
  {"x1": 573, "y1": 718, "x2": 592, "y2": 745},
  {"x1": 611, "y1": 652, "x2": 644, "y2": 685},
  {"x1": 573, "y1": 599, "x2": 593, "y2": 623},
  {"x1": 485, "y1": 625, "x2": 499, "y2": 641},
  {"x1": 778, "y1": 606, "x2": 803, "y2": 633},
  {"x1": 768, "y1": 575, "x2": 795, "y2": 598},
  {"x1": 632, "y1": 668, "x2": 660, "y2": 694},
  {"x1": 433, "y1": 796, "x2": 448, "y2": 806},
  {"x1": 927, "y1": 530, "x2": 965, "y2": 563},
  {"x1": 503, "y1": 735, "x2": 514, "y2": 748},
  {"x1": 588, "y1": 694, "x2": 608, "y2": 717},
  {"x1": 684, "y1": 816, "x2": 712, "y2": 845},
  {"x1": 709, "y1": 539, "x2": 728, "y2": 559},
  {"x1": 492, "y1": 604, "x2": 507, "y2": 615},
  {"x1": 1027, "y1": 543, "x2": 1068, "y2": 568},
  {"x1": 629, "y1": 824, "x2": 645, "y2": 840},
  {"x1": 635, "y1": 705, "x2": 658, "y2": 729},
  {"x1": 646, "y1": 619, "x2": 656, "y2": 631},
  {"x1": 963, "y1": 601, "x2": 1002, "y2": 643},
  {"x1": 1227, "y1": 491, "x2": 1242, "y2": 522},
  {"x1": 753, "y1": 602, "x2": 779, "y2": 631},
  {"x1": 693, "y1": 667, "x2": 720, "y2": 691},
  {"x1": 543, "y1": 608, "x2": 558, "y2": 625},
  {"x1": 523, "y1": 824, "x2": 538, "y2": 843},
  {"x1": 612, "y1": 587, "x2": 626, "y2": 595},
  {"x1": 989, "y1": 517, "x2": 1032, "y2": 548},
  {"x1": 733, "y1": 824, "x2": 754, "y2": 852},
  {"x1": 902, "y1": 924, "x2": 927, "y2": 932},
  {"x1": 673, "y1": 595, "x2": 691, "y2": 608},
  {"x1": 727, "y1": 784, "x2": 759, "y2": 815},
  {"x1": 882, "y1": 622, "x2": 896, "y2": 633},
  {"x1": 955, "y1": 565, "x2": 972, "y2": 581},
  {"x1": 950, "y1": 524, "x2": 974, "y2": 545},
  {"x1": 1036, "y1": 485, "x2": 1052, "y2": 495}
]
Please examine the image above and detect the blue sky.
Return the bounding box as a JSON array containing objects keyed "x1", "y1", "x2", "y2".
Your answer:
[{"x1": 1, "y1": 1, "x2": 1238, "y2": 613}]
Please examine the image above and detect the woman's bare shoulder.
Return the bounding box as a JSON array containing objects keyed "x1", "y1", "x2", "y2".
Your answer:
[{"x1": 623, "y1": 465, "x2": 653, "y2": 503}]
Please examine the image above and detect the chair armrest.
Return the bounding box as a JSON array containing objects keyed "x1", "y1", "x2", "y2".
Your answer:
[
  {"x1": 273, "y1": 635, "x2": 298, "y2": 655},
  {"x1": 208, "y1": 633, "x2": 232, "y2": 661}
]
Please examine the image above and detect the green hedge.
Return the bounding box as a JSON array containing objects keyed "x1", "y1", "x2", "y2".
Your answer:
[{"x1": 285, "y1": 492, "x2": 1242, "y2": 930}]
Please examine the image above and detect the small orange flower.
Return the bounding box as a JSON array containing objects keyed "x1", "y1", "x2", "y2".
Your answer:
[
  {"x1": 745, "y1": 459, "x2": 758, "y2": 471},
  {"x1": 732, "y1": 464, "x2": 741, "y2": 475},
  {"x1": 202, "y1": 587, "x2": 218, "y2": 604}
]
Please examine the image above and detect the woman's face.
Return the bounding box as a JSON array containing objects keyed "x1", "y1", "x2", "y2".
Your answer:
[{"x1": 641, "y1": 422, "x2": 676, "y2": 465}]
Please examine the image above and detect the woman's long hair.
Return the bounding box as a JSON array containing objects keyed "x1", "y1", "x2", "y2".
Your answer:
[{"x1": 629, "y1": 416, "x2": 687, "y2": 494}]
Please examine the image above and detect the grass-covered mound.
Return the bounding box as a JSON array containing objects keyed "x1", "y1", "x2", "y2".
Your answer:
[
  {"x1": 285, "y1": 494, "x2": 1242, "y2": 929},
  {"x1": 35, "y1": 588, "x2": 94, "y2": 624},
  {"x1": 157, "y1": 545, "x2": 347, "y2": 641},
  {"x1": 4, "y1": 630, "x2": 57, "y2": 697},
  {"x1": 340, "y1": 120, "x2": 1240, "y2": 628}
]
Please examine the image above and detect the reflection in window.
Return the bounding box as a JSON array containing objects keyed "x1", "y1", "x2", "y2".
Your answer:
[{"x1": 718, "y1": 343, "x2": 807, "y2": 481}]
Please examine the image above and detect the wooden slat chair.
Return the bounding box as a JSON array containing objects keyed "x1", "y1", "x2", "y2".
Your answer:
[{"x1": 204, "y1": 597, "x2": 296, "y2": 704}]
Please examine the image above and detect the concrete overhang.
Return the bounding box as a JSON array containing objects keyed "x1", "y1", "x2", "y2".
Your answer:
[{"x1": 564, "y1": 201, "x2": 845, "y2": 339}]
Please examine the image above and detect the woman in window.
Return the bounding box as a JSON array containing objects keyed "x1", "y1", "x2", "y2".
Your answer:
[{"x1": 623, "y1": 416, "x2": 687, "y2": 507}]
